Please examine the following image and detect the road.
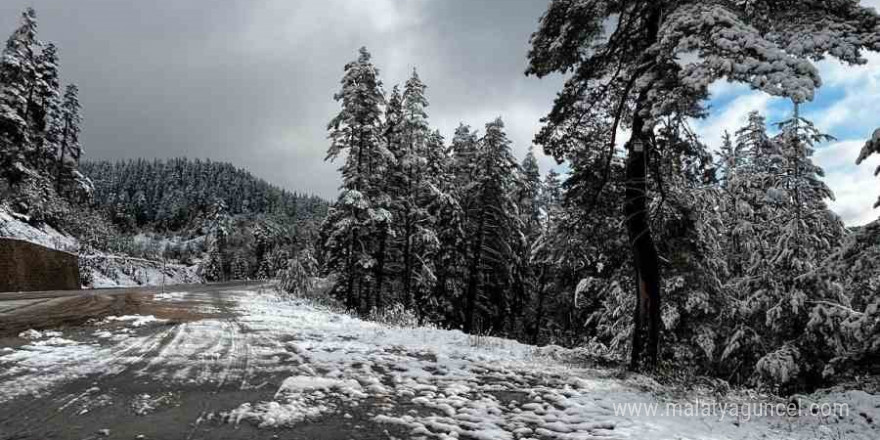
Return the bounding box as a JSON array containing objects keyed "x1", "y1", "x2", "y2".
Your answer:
[
  {"x1": 0, "y1": 282, "x2": 254, "y2": 339},
  {"x1": 0, "y1": 283, "x2": 415, "y2": 440},
  {"x1": 0, "y1": 284, "x2": 874, "y2": 440}
]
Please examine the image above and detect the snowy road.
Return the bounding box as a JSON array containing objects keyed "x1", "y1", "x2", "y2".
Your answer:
[{"x1": 0, "y1": 286, "x2": 877, "y2": 440}]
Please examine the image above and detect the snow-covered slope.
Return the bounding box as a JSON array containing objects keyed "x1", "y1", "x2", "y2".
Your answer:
[
  {"x1": 0, "y1": 206, "x2": 79, "y2": 252},
  {"x1": 1, "y1": 205, "x2": 202, "y2": 289},
  {"x1": 81, "y1": 253, "x2": 201, "y2": 288}
]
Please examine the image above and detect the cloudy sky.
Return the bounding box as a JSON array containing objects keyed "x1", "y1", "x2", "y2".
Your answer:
[{"x1": 2, "y1": 0, "x2": 879, "y2": 225}]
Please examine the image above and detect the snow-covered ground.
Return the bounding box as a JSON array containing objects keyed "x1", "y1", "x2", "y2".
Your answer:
[
  {"x1": 0, "y1": 206, "x2": 79, "y2": 252},
  {"x1": 0, "y1": 287, "x2": 876, "y2": 439},
  {"x1": 81, "y1": 253, "x2": 202, "y2": 288},
  {"x1": 1, "y1": 204, "x2": 202, "y2": 289}
]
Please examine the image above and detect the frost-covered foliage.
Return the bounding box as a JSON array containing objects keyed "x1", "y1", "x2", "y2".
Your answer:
[
  {"x1": 79, "y1": 253, "x2": 201, "y2": 289},
  {"x1": 368, "y1": 302, "x2": 421, "y2": 328},
  {"x1": 525, "y1": 0, "x2": 880, "y2": 372},
  {"x1": 278, "y1": 249, "x2": 319, "y2": 296},
  {"x1": 321, "y1": 47, "x2": 390, "y2": 312},
  {"x1": 78, "y1": 158, "x2": 327, "y2": 282},
  {"x1": 80, "y1": 158, "x2": 326, "y2": 233},
  {"x1": 320, "y1": 50, "x2": 531, "y2": 336},
  {"x1": 0, "y1": 8, "x2": 92, "y2": 227}
]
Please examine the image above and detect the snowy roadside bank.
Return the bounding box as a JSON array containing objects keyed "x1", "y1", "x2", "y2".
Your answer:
[
  {"x1": 218, "y1": 291, "x2": 880, "y2": 440},
  {"x1": 79, "y1": 253, "x2": 202, "y2": 289},
  {"x1": 1, "y1": 205, "x2": 203, "y2": 290}
]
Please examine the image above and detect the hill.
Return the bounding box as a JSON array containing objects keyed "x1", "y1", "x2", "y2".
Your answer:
[{"x1": 81, "y1": 158, "x2": 326, "y2": 233}]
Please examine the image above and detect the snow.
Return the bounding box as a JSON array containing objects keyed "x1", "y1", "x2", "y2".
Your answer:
[
  {"x1": 0, "y1": 205, "x2": 78, "y2": 252},
  {"x1": 84, "y1": 254, "x2": 201, "y2": 289},
  {"x1": 18, "y1": 329, "x2": 63, "y2": 339},
  {"x1": 153, "y1": 291, "x2": 187, "y2": 301},
  {"x1": 99, "y1": 315, "x2": 167, "y2": 327},
  {"x1": 215, "y1": 291, "x2": 880, "y2": 439},
  {"x1": 1, "y1": 205, "x2": 202, "y2": 290},
  {"x1": 0, "y1": 288, "x2": 877, "y2": 439}
]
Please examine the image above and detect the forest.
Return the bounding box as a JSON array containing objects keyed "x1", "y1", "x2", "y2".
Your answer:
[{"x1": 317, "y1": 1, "x2": 880, "y2": 395}]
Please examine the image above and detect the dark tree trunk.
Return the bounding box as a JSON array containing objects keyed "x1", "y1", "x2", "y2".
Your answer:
[
  {"x1": 531, "y1": 267, "x2": 548, "y2": 345},
  {"x1": 463, "y1": 209, "x2": 486, "y2": 334},
  {"x1": 625, "y1": 109, "x2": 662, "y2": 371},
  {"x1": 623, "y1": 3, "x2": 664, "y2": 372},
  {"x1": 372, "y1": 227, "x2": 387, "y2": 312},
  {"x1": 402, "y1": 212, "x2": 413, "y2": 310}
]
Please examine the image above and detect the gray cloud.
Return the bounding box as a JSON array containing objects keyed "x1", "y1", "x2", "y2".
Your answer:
[{"x1": 0, "y1": 0, "x2": 562, "y2": 198}]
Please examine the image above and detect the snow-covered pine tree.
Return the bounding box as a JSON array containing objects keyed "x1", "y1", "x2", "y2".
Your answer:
[
  {"x1": 716, "y1": 131, "x2": 741, "y2": 190},
  {"x1": 427, "y1": 124, "x2": 478, "y2": 327},
  {"x1": 529, "y1": 169, "x2": 562, "y2": 344},
  {"x1": 511, "y1": 147, "x2": 543, "y2": 334},
  {"x1": 279, "y1": 249, "x2": 319, "y2": 296},
  {"x1": 57, "y1": 84, "x2": 87, "y2": 195},
  {"x1": 518, "y1": 147, "x2": 543, "y2": 249},
  {"x1": 715, "y1": 107, "x2": 846, "y2": 387},
  {"x1": 527, "y1": 0, "x2": 880, "y2": 370},
  {"x1": 31, "y1": 42, "x2": 60, "y2": 174},
  {"x1": 752, "y1": 105, "x2": 845, "y2": 387},
  {"x1": 0, "y1": 8, "x2": 40, "y2": 184},
  {"x1": 386, "y1": 69, "x2": 441, "y2": 319},
  {"x1": 200, "y1": 199, "x2": 230, "y2": 281},
  {"x1": 323, "y1": 47, "x2": 388, "y2": 312},
  {"x1": 462, "y1": 118, "x2": 522, "y2": 334},
  {"x1": 371, "y1": 84, "x2": 404, "y2": 312}
]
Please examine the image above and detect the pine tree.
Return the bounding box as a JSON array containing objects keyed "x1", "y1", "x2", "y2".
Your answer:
[
  {"x1": 529, "y1": 169, "x2": 562, "y2": 344},
  {"x1": 57, "y1": 84, "x2": 83, "y2": 192},
  {"x1": 713, "y1": 107, "x2": 847, "y2": 387},
  {"x1": 527, "y1": 0, "x2": 880, "y2": 370},
  {"x1": 31, "y1": 42, "x2": 60, "y2": 173},
  {"x1": 388, "y1": 68, "x2": 440, "y2": 319},
  {"x1": 323, "y1": 47, "x2": 388, "y2": 312},
  {"x1": 427, "y1": 124, "x2": 477, "y2": 327},
  {"x1": 0, "y1": 8, "x2": 39, "y2": 182},
  {"x1": 462, "y1": 118, "x2": 522, "y2": 334},
  {"x1": 371, "y1": 84, "x2": 404, "y2": 312}
]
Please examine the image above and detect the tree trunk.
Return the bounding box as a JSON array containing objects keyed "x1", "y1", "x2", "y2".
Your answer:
[
  {"x1": 616, "y1": 2, "x2": 663, "y2": 372},
  {"x1": 463, "y1": 209, "x2": 486, "y2": 334},
  {"x1": 625, "y1": 111, "x2": 662, "y2": 371},
  {"x1": 372, "y1": 227, "x2": 387, "y2": 312},
  {"x1": 531, "y1": 267, "x2": 548, "y2": 345},
  {"x1": 402, "y1": 212, "x2": 413, "y2": 309}
]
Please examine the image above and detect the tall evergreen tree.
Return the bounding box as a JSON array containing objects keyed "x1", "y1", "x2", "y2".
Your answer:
[
  {"x1": 56, "y1": 84, "x2": 83, "y2": 191},
  {"x1": 386, "y1": 69, "x2": 441, "y2": 319},
  {"x1": 0, "y1": 8, "x2": 39, "y2": 182},
  {"x1": 322, "y1": 47, "x2": 388, "y2": 312},
  {"x1": 527, "y1": 0, "x2": 880, "y2": 370},
  {"x1": 31, "y1": 42, "x2": 60, "y2": 173},
  {"x1": 462, "y1": 118, "x2": 522, "y2": 334}
]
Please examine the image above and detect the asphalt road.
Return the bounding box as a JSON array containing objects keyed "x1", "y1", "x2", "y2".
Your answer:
[
  {"x1": 0, "y1": 283, "x2": 411, "y2": 440},
  {"x1": 0, "y1": 282, "x2": 255, "y2": 338}
]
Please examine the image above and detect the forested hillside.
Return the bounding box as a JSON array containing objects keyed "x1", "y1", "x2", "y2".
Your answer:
[
  {"x1": 81, "y1": 158, "x2": 326, "y2": 233},
  {"x1": 0, "y1": 9, "x2": 327, "y2": 287},
  {"x1": 77, "y1": 158, "x2": 328, "y2": 283}
]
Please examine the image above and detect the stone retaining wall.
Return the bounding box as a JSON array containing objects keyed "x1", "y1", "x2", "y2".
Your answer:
[{"x1": 0, "y1": 238, "x2": 80, "y2": 292}]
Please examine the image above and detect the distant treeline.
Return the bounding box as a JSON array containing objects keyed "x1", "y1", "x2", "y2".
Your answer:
[{"x1": 81, "y1": 158, "x2": 327, "y2": 232}]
